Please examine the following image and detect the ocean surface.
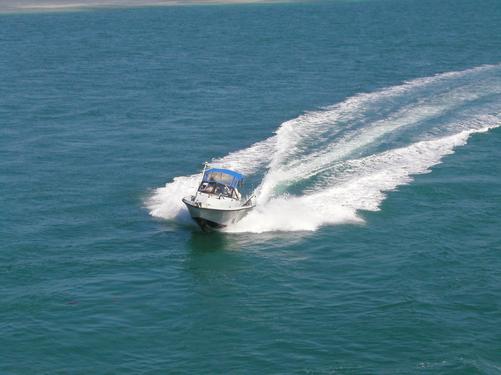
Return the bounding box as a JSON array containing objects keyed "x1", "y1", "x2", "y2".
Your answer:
[{"x1": 2, "y1": 0, "x2": 501, "y2": 373}]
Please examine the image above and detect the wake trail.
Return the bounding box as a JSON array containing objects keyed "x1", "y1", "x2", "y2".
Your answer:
[{"x1": 147, "y1": 64, "x2": 501, "y2": 233}]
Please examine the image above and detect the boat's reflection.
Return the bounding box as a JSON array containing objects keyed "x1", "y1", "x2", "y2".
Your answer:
[
  {"x1": 187, "y1": 231, "x2": 234, "y2": 252},
  {"x1": 186, "y1": 228, "x2": 309, "y2": 253},
  {"x1": 184, "y1": 229, "x2": 313, "y2": 281}
]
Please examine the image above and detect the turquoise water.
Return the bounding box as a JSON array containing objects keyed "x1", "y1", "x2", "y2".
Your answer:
[{"x1": 2, "y1": 0, "x2": 501, "y2": 373}]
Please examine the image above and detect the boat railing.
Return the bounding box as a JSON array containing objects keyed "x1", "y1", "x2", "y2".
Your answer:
[{"x1": 242, "y1": 193, "x2": 255, "y2": 207}]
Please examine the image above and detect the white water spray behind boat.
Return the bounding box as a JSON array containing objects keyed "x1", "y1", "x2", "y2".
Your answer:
[{"x1": 148, "y1": 64, "x2": 501, "y2": 233}]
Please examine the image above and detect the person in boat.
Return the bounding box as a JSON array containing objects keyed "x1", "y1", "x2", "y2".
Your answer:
[
  {"x1": 198, "y1": 181, "x2": 223, "y2": 196},
  {"x1": 198, "y1": 181, "x2": 241, "y2": 200},
  {"x1": 198, "y1": 182, "x2": 210, "y2": 194},
  {"x1": 214, "y1": 184, "x2": 223, "y2": 196},
  {"x1": 196, "y1": 168, "x2": 246, "y2": 201}
]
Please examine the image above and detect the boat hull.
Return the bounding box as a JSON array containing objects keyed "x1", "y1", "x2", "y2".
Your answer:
[{"x1": 183, "y1": 198, "x2": 252, "y2": 231}]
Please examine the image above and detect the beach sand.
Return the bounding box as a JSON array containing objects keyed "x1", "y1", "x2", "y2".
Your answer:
[{"x1": 0, "y1": 0, "x2": 290, "y2": 13}]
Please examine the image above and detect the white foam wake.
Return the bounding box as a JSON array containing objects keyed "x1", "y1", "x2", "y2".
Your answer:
[{"x1": 147, "y1": 64, "x2": 501, "y2": 232}]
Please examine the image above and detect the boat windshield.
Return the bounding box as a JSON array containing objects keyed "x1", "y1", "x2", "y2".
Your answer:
[
  {"x1": 198, "y1": 181, "x2": 240, "y2": 199},
  {"x1": 203, "y1": 168, "x2": 243, "y2": 188}
]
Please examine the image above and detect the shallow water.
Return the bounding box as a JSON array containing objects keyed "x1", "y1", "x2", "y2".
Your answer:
[{"x1": 1, "y1": 0, "x2": 501, "y2": 373}]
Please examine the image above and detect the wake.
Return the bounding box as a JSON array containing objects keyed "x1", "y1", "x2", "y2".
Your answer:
[{"x1": 147, "y1": 64, "x2": 501, "y2": 233}]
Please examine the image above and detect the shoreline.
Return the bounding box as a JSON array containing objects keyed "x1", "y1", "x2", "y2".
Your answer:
[{"x1": 0, "y1": 0, "x2": 297, "y2": 14}]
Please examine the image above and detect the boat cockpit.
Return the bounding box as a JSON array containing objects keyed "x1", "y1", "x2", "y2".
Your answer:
[
  {"x1": 197, "y1": 168, "x2": 244, "y2": 201},
  {"x1": 198, "y1": 181, "x2": 241, "y2": 199}
]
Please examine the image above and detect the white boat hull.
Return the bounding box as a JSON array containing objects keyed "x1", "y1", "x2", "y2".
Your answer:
[{"x1": 183, "y1": 197, "x2": 253, "y2": 231}]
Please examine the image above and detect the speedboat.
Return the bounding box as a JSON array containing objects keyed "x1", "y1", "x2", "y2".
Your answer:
[{"x1": 182, "y1": 164, "x2": 255, "y2": 231}]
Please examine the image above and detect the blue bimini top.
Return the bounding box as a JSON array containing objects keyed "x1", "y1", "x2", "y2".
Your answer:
[{"x1": 203, "y1": 168, "x2": 244, "y2": 188}]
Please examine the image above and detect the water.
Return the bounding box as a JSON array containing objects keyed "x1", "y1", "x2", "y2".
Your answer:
[{"x1": 1, "y1": 0, "x2": 501, "y2": 373}]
